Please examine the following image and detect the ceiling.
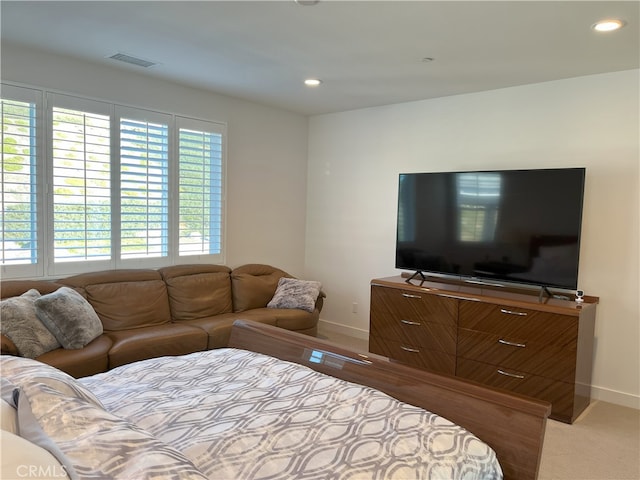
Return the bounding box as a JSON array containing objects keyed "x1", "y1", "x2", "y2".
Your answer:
[{"x1": 1, "y1": 1, "x2": 638, "y2": 116}]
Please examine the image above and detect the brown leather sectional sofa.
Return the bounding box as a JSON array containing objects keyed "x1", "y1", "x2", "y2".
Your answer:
[{"x1": 0, "y1": 264, "x2": 323, "y2": 378}]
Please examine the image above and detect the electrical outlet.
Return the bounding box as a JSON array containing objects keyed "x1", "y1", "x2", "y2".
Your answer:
[{"x1": 352, "y1": 302, "x2": 358, "y2": 314}]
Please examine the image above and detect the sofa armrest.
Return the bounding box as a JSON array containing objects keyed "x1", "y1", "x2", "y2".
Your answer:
[
  {"x1": 1, "y1": 334, "x2": 19, "y2": 356},
  {"x1": 315, "y1": 291, "x2": 326, "y2": 313}
]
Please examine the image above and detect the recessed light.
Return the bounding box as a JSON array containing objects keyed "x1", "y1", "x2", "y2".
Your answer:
[
  {"x1": 304, "y1": 78, "x2": 322, "y2": 87},
  {"x1": 592, "y1": 19, "x2": 625, "y2": 32},
  {"x1": 295, "y1": 0, "x2": 320, "y2": 5}
]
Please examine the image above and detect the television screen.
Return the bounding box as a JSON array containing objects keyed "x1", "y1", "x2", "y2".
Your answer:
[{"x1": 395, "y1": 168, "x2": 586, "y2": 290}]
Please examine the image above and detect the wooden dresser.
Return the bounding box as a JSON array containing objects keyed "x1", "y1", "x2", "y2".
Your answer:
[{"x1": 369, "y1": 275, "x2": 598, "y2": 423}]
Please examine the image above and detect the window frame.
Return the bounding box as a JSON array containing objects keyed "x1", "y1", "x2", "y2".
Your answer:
[
  {"x1": 115, "y1": 105, "x2": 172, "y2": 269},
  {"x1": 1, "y1": 84, "x2": 45, "y2": 279},
  {"x1": 46, "y1": 92, "x2": 114, "y2": 276},
  {"x1": 1, "y1": 83, "x2": 227, "y2": 279},
  {"x1": 174, "y1": 115, "x2": 226, "y2": 264}
]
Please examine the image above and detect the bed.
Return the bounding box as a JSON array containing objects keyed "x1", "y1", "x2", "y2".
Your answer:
[{"x1": 1, "y1": 320, "x2": 550, "y2": 480}]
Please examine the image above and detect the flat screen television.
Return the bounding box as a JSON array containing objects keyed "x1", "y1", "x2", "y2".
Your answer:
[{"x1": 395, "y1": 168, "x2": 586, "y2": 291}]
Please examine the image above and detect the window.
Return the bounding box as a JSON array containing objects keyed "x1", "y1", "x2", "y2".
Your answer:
[
  {"x1": 456, "y1": 172, "x2": 502, "y2": 242},
  {"x1": 118, "y1": 109, "x2": 170, "y2": 260},
  {"x1": 1, "y1": 97, "x2": 37, "y2": 264},
  {"x1": 1, "y1": 85, "x2": 225, "y2": 279},
  {"x1": 1, "y1": 85, "x2": 42, "y2": 278},
  {"x1": 177, "y1": 117, "x2": 224, "y2": 258},
  {"x1": 51, "y1": 102, "x2": 111, "y2": 263}
]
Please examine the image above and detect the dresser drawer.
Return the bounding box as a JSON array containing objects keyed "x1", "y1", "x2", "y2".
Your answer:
[
  {"x1": 457, "y1": 328, "x2": 576, "y2": 382},
  {"x1": 456, "y1": 357, "x2": 575, "y2": 422},
  {"x1": 370, "y1": 276, "x2": 596, "y2": 424},
  {"x1": 371, "y1": 285, "x2": 457, "y2": 327},
  {"x1": 369, "y1": 335, "x2": 456, "y2": 375},
  {"x1": 371, "y1": 311, "x2": 456, "y2": 354},
  {"x1": 459, "y1": 300, "x2": 577, "y2": 346}
]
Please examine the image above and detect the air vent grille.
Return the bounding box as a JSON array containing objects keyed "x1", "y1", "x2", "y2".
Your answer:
[{"x1": 108, "y1": 53, "x2": 157, "y2": 68}]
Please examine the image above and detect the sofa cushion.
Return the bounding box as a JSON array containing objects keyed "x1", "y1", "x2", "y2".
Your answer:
[
  {"x1": 0, "y1": 335, "x2": 19, "y2": 356},
  {"x1": 105, "y1": 324, "x2": 207, "y2": 368},
  {"x1": 231, "y1": 264, "x2": 290, "y2": 312},
  {"x1": 267, "y1": 277, "x2": 322, "y2": 313},
  {"x1": 0, "y1": 281, "x2": 65, "y2": 300},
  {"x1": 160, "y1": 265, "x2": 233, "y2": 320},
  {"x1": 248, "y1": 307, "x2": 319, "y2": 332},
  {"x1": 60, "y1": 270, "x2": 172, "y2": 331},
  {"x1": 184, "y1": 311, "x2": 279, "y2": 349},
  {"x1": 35, "y1": 287, "x2": 103, "y2": 350},
  {"x1": 0, "y1": 290, "x2": 61, "y2": 359},
  {"x1": 86, "y1": 280, "x2": 171, "y2": 331},
  {"x1": 37, "y1": 335, "x2": 113, "y2": 378}
]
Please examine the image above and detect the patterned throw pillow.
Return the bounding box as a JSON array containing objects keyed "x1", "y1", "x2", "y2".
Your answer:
[
  {"x1": 2, "y1": 355, "x2": 208, "y2": 480},
  {"x1": 267, "y1": 277, "x2": 322, "y2": 313},
  {"x1": 35, "y1": 287, "x2": 103, "y2": 349},
  {"x1": 0, "y1": 290, "x2": 61, "y2": 358}
]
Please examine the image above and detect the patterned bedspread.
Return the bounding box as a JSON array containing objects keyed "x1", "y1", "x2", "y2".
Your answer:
[{"x1": 81, "y1": 349, "x2": 502, "y2": 480}]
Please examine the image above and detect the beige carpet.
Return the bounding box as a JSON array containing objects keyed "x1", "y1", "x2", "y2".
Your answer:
[
  {"x1": 318, "y1": 329, "x2": 640, "y2": 479},
  {"x1": 539, "y1": 400, "x2": 640, "y2": 480}
]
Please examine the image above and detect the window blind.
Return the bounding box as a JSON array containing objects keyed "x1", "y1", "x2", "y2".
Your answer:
[
  {"x1": 51, "y1": 106, "x2": 111, "y2": 262},
  {"x1": 178, "y1": 125, "x2": 223, "y2": 256},
  {"x1": 120, "y1": 118, "x2": 169, "y2": 259},
  {"x1": 1, "y1": 97, "x2": 38, "y2": 265},
  {"x1": 1, "y1": 84, "x2": 227, "y2": 279}
]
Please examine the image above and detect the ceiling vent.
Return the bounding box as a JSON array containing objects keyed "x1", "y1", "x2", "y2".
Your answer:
[{"x1": 108, "y1": 52, "x2": 157, "y2": 68}]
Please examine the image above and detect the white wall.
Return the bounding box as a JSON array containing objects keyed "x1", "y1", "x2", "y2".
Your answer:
[
  {"x1": 306, "y1": 70, "x2": 640, "y2": 408},
  {"x1": 1, "y1": 43, "x2": 310, "y2": 277},
  {"x1": 4, "y1": 42, "x2": 639, "y2": 408}
]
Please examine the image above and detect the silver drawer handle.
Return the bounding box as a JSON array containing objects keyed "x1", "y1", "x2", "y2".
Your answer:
[
  {"x1": 498, "y1": 339, "x2": 526, "y2": 348},
  {"x1": 401, "y1": 319, "x2": 421, "y2": 326},
  {"x1": 497, "y1": 369, "x2": 525, "y2": 379},
  {"x1": 500, "y1": 308, "x2": 528, "y2": 316},
  {"x1": 402, "y1": 293, "x2": 422, "y2": 299},
  {"x1": 400, "y1": 346, "x2": 420, "y2": 353}
]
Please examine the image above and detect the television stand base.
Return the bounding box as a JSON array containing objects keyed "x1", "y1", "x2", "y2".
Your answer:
[
  {"x1": 406, "y1": 270, "x2": 427, "y2": 282},
  {"x1": 539, "y1": 285, "x2": 553, "y2": 302},
  {"x1": 539, "y1": 285, "x2": 572, "y2": 302}
]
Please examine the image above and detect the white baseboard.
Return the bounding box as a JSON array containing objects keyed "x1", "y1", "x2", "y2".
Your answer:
[
  {"x1": 591, "y1": 385, "x2": 640, "y2": 410},
  {"x1": 317, "y1": 319, "x2": 369, "y2": 341}
]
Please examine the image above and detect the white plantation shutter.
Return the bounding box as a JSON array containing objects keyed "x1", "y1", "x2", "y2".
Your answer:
[
  {"x1": 177, "y1": 117, "x2": 224, "y2": 260},
  {"x1": 119, "y1": 111, "x2": 169, "y2": 260},
  {"x1": 1, "y1": 85, "x2": 42, "y2": 277},
  {"x1": 50, "y1": 96, "x2": 111, "y2": 266},
  {"x1": 1, "y1": 84, "x2": 227, "y2": 279}
]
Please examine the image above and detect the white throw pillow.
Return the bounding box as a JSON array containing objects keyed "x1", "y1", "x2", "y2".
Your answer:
[
  {"x1": 0, "y1": 430, "x2": 70, "y2": 480},
  {"x1": 1, "y1": 399, "x2": 17, "y2": 433}
]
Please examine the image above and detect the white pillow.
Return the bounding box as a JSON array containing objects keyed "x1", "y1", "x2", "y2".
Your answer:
[
  {"x1": 0, "y1": 430, "x2": 70, "y2": 480},
  {"x1": 1, "y1": 399, "x2": 17, "y2": 433}
]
